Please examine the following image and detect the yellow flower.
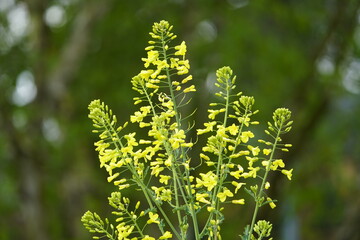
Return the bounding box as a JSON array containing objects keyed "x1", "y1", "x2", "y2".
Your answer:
[
  {"x1": 170, "y1": 57, "x2": 179, "y2": 68},
  {"x1": 200, "y1": 153, "x2": 210, "y2": 161},
  {"x1": 238, "y1": 116, "x2": 251, "y2": 127},
  {"x1": 196, "y1": 193, "x2": 211, "y2": 204},
  {"x1": 169, "y1": 129, "x2": 186, "y2": 149},
  {"x1": 196, "y1": 171, "x2": 218, "y2": 191},
  {"x1": 139, "y1": 69, "x2": 154, "y2": 80},
  {"x1": 208, "y1": 109, "x2": 220, "y2": 120},
  {"x1": 227, "y1": 123, "x2": 239, "y2": 135},
  {"x1": 159, "y1": 175, "x2": 171, "y2": 185},
  {"x1": 159, "y1": 231, "x2": 173, "y2": 239},
  {"x1": 267, "y1": 197, "x2": 276, "y2": 209},
  {"x1": 281, "y1": 169, "x2": 293, "y2": 180},
  {"x1": 242, "y1": 167, "x2": 260, "y2": 178},
  {"x1": 178, "y1": 59, "x2": 189, "y2": 69},
  {"x1": 216, "y1": 125, "x2": 228, "y2": 138},
  {"x1": 263, "y1": 148, "x2": 272, "y2": 155},
  {"x1": 155, "y1": 59, "x2": 169, "y2": 72},
  {"x1": 217, "y1": 187, "x2": 234, "y2": 202},
  {"x1": 246, "y1": 156, "x2": 258, "y2": 168},
  {"x1": 271, "y1": 159, "x2": 285, "y2": 170},
  {"x1": 150, "y1": 165, "x2": 164, "y2": 177},
  {"x1": 177, "y1": 65, "x2": 189, "y2": 75},
  {"x1": 175, "y1": 41, "x2": 187, "y2": 56},
  {"x1": 160, "y1": 189, "x2": 172, "y2": 202},
  {"x1": 231, "y1": 181, "x2": 245, "y2": 193},
  {"x1": 183, "y1": 85, "x2": 196, "y2": 93},
  {"x1": 107, "y1": 172, "x2": 119, "y2": 182},
  {"x1": 207, "y1": 206, "x2": 215, "y2": 212},
  {"x1": 232, "y1": 199, "x2": 245, "y2": 205},
  {"x1": 139, "y1": 122, "x2": 151, "y2": 128},
  {"x1": 147, "y1": 212, "x2": 160, "y2": 224},
  {"x1": 117, "y1": 224, "x2": 134, "y2": 240},
  {"x1": 197, "y1": 121, "x2": 217, "y2": 135},
  {"x1": 262, "y1": 160, "x2": 270, "y2": 168},
  {"x1": 113, "y1": 178, "x2": 126, "y2": 185},
  {"x1": 230, "y1": 150, "x2": 250, "y2": 159},
  {"x1": 161, "y1": 98, "x2": 174, "y2": 110},
  {"x1": 240, "y1": 131, "x2": 254, "y2": 143},
  {"x1": 151, "y1": 186, "x2": 164, "y2": 199},
  {"x1": 230, "y1": 169, "x2": 243, "y2": 179},
  {"x1": 181, "y1": 75, "x2": 193, "y2": 84},
  {"x1": 248, "y1": 145, "x2": 260, "y2": 156},
  {"x1": 142, "y1": 50, "x2": 159, "y2": 68}
]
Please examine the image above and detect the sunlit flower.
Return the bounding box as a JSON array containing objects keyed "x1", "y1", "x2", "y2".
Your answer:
[
  {"x1": 196, "y1": 193, "x2": 211, "y2": 204},
  {"x1": 248, "y1": 145, "x2": 260, "y2": 156},
  {"x1": 281, "y1": 169, "x2": 293, "y2": 180},
  {"x1": 263, "y1": 148, "x2": 272, "y2": 155},
  {"x1": 232, "y1": 199, "x2": 245, "y2": 205},
  {"x1": 142, "y1": 50, "x2": 159, "y2": 68},
  {"x1": 196, "y1": 171, "x2": 218, "y2": 191},
  {"x1": 227, "y1": 123, "x2": 239, "y2": 135},
  {"x1": 267, "y1": 197, "x2": 276, "y2": 209},
  {"x1": 271, "y1": 159, "x2": 285, "y2": 170},
  {"x1": 147, "y1": 212, "x2": 160, "y2": 224},
  {"x1": 159, "y1": 175, "x2": 171, "y2": 185},
  {"x1": 240, "y1": 131, "x2": 254, "y2": 143},
  {"x1": 232, "y1": 181, "x2": 245, "y2": 193},
  {"x1": 175, "y1": 41, "x2": 187, "y2": 56},
  {"x1": 159, "y1": 231, "x2": 173, "y2": 239},
  {"x1": 217, "y1": 187, "x2": 234, "y2": 202}
]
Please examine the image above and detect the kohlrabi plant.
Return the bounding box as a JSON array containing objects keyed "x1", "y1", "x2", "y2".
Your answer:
[{"x1": 81, "y1": 20, "x2": 293, "y2": 240}]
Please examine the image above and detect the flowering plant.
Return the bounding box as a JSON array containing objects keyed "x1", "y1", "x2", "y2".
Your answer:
[{"x1": 81, "y1": 20, "x2": 293, "y2": 240}]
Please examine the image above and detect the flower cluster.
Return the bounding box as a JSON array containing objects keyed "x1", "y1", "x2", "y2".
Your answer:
[{"x1": 82, "y1": 20, "x2": 294, "y2": 240}]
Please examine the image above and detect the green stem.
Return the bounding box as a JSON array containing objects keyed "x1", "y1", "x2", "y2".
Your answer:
[
  {"x1": 206, "y1": 77, "x2": 232, "y2": 238},
  {"x1": 159, "y1": 34, "x2": 201, "y2": 240},
  {"x1": 149, "y1": 191, "x2": 182, "y2": 240},
  {"x1": 247, "y1": 121, "x2": 284, "y2": 240},
  {"x1": 124, "y1": 207, "x2": 145, "y2": 238}
]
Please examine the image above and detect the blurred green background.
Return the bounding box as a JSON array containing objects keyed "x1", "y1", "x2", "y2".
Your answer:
[{"x1": 1, "y1": 0, "x2": 359, "y2": 239}]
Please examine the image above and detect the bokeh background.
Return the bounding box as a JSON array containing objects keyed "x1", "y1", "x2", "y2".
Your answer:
[{"x1": 1, "y1": 0, "x2": 359, "y2": 239}]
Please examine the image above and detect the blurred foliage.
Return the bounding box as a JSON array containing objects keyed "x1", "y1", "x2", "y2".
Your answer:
[{"x1": 0, "y1": 0, "x2": 359, "y2": 239}]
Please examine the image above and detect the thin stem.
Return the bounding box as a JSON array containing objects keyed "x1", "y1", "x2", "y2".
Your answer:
[
  {"x1": 247, "y1": 121, "x2": 284, "y2": 240},
  {"x1": 124, "y1": 207, "x2": 145, "y2": 238},
  {"x1": 159, "y1": 32, "x2": 200, "y2": 240},
  {"x1": 150, "y1": 192, "x2": 182, "y2": 240}
]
